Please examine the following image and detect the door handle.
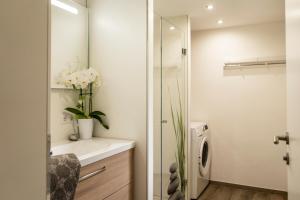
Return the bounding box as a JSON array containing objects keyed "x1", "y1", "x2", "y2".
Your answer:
[
  {"x1": 47, "y1": 134, "x2": 51, "y2": 156},
  {"x1": 79, "y1": 166, "x2": 106, "y2": 182},
  {"x1": 273, "y1": 132, "x2": 289, "y2": 145}
]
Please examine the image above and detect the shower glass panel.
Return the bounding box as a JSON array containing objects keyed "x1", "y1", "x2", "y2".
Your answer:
[
  {"x1": 154, "y1": 15, "x2": 187, "y2": 200},
  {"x1": 153, "y1": 14, "x2": 162, "y2": 200}
]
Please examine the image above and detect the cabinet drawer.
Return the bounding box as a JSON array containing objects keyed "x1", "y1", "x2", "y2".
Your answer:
[
  {"x1": 104, "y1": 184, "x2": 132, "y2": 200},
  {"x1": 75, "y1": 150, "x2": 133, "y2": 200}
]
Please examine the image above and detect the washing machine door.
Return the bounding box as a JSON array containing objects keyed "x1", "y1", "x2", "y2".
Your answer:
[{"x1": 198, "y1": 136, "x2": 211, "y2": 177}]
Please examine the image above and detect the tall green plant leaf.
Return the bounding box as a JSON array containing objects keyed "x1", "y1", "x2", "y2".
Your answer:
[{"x1": 169, "y1": 80, "x2": 186, "y2": 194}]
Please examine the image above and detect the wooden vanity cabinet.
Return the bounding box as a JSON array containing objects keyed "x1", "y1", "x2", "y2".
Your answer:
[{"x1": 74, "y1": 149, "x2": 134, "y2": 200}]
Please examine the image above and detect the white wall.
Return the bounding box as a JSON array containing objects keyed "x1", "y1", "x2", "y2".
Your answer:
[
  {"x1": 0, "y1": 0, "x2": 48, "y2": 199},
  {"x1": 87, "y1": 0, "x2": 148, "y2": 199},
  {"x1": 191, "y1": 22, "x2": 287, "y2": 191},
  {"x1": 51, "y1": 89, "x2": 77, "y2": 143}
]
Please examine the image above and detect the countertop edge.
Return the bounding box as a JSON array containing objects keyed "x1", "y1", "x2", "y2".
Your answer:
[{"x1": 79, "y1": 142, "x2": 135, "y2": 166}]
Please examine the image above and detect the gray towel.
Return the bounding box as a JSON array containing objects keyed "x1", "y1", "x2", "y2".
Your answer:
[{"x1": 49, "y1": 154, "x2": 81, "y2": 200}]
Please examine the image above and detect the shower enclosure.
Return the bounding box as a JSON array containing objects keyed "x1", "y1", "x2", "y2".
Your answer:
[{"x1": 153, "y1": 15, "x2": 188, "y2": 200}]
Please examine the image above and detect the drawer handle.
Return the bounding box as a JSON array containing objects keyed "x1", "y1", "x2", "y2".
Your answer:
[{"x1": 79, "y1": 166, "x2": 106, "y2": 182}]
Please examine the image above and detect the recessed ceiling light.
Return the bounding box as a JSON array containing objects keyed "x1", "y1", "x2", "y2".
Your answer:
[
  {"x1": 217, "y1": 19, "x2": 224, "y2": 24},
  {"x1": 205, "y1": 4, "x2": 214, "y2": 10},
  {"x1": 169, "y1": 26, "x2": 176, "y2": 30}
]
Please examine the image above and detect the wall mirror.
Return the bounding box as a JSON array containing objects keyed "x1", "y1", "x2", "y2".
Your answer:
[{"x1": 51, "y1": 0, "x2": 88, "y2": 88}]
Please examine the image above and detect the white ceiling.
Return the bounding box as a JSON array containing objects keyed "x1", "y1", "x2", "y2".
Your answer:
[{"x1": 154, "y1": 0, "x2": 285, "y2": 30}]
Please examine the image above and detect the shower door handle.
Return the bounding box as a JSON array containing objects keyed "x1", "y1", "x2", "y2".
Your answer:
[{"x1": 162, "y1": 120, "x2": 168, "y2": 124}]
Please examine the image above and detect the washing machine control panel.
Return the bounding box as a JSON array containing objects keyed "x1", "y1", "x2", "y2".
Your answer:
[{"x1": 191, "y1": 124, "x2": 208, "y2": 137}]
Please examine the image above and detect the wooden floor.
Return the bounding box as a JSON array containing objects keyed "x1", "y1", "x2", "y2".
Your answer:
[{"x1": 198, "y1": 183, "x2": 287, "y2": 200}]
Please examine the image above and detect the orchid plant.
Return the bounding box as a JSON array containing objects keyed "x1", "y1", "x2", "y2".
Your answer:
[{"x1": 59, "y1": 67, "x2": 109, "y2": 129}]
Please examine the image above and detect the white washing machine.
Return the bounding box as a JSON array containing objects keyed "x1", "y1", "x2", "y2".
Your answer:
[{"x1": 190, "y1": 122, "x2": 211, "y2": 199}]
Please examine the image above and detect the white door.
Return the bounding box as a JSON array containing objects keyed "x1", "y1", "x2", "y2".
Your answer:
[
  {"x1": 0, "y1": 1, "x2": 48, "y2": 200},
  {"x1": 286, "y1": 0, "x2": 300, "y2": 199}
]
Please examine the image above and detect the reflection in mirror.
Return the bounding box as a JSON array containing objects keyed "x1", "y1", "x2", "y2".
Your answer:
[{"x1": 51, "y1": 0, "x2": 88, "y2": 88}]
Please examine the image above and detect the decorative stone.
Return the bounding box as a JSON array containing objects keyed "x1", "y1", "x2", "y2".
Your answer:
[
  {"x1": 168, "y1": 190, "x2": 184, "y2": 200},
  {"x1": 167, "y1": 177, "x2": 179, "y2": 195},
  {"x1": 170, "y1": 172, "x2": 178, "y2": 181},
  {"x1": 69, "y1": 134, "x2": 79, "y2": 141},
  {"x1": 169, "y1": 163, "x2": 178, "y2": 173}
]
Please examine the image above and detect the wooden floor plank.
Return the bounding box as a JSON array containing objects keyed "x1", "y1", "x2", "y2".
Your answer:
[
  {"x1": 198, "y1": 184, "x2": 219, "y2": 200},
  {"x1": 197, "y1": 183, "x2": 286, "y2": 200},
  {"x1": 214, "y1": 185, "x2": 232, "y2": 200},
  {"x1": 200, "y1": 184, "x2": 232, "y2": 200},
  {"x1": 230, "y1": 189, "x2": 254, "y2": 200}
]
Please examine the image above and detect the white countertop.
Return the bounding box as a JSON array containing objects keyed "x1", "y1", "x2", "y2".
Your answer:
[{"x1": 51, "y1": 138, "x2": 135, "y2": 166}]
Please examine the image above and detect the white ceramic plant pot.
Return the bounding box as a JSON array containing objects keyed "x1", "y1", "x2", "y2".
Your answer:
[{"x1": 78, "y1": 119, "x2": 94, "y2": 139}]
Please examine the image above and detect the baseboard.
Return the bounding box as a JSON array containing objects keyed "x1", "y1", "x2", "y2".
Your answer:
[{"x1": 210, "y1": 180, "x2": 287, "y2": 196}]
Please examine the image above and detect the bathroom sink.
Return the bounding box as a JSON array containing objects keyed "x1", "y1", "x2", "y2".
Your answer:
[{"x1": 51, "y1": 138, "x2": 135, "y2": 166}]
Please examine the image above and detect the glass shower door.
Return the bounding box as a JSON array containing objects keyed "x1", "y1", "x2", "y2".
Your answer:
[
  {"x1": 154, "y1": 16, "x2": 187, "y2": 200},
  {"x1": 153, "y1": 14, "x2": 162, "y2": 200}
]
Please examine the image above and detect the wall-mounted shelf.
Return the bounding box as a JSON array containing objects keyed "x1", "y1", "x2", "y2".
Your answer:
[{"x1": 224, "y1": 59, "x2": 286, "y2": 70}]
